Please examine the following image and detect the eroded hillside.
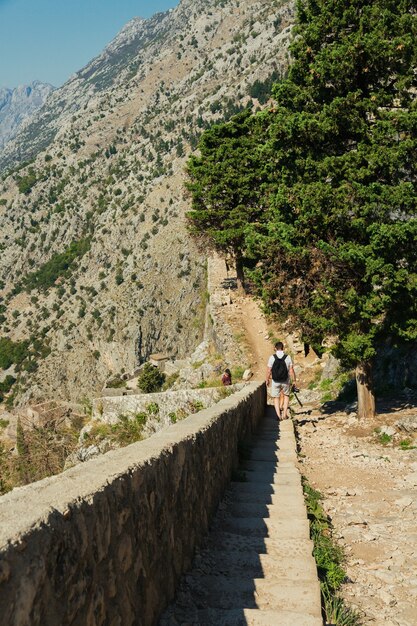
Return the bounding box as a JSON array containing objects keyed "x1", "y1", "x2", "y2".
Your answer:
[{"x1": 0, "y1": 0, "x2": 294, "y2": 405}]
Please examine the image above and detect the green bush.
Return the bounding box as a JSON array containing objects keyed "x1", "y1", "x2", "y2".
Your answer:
[
  {"x1": 137, "y1": 363, "x2": 165, "y2": 393},
  {"x1": 0, "y1": 338, "x2": 29, "y2": 370},
  {"x1": 86, "y1": 412, "x2": 147, "y2": 447},
  {"x1": 23, "y1": 238, "x2": 90, "y2": 292},
  {"x1": 0, "y1": 375, "x2": 17, "y2": 400},
  {"x1": 17, "y1": 168, "x2": 37, "y2": 195}
]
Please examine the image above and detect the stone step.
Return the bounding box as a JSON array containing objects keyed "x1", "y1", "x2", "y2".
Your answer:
[
  {"x1": 205, "y1": 531, "x2": 315, "y2": 559},
  {"x1": 253, "y1": 435, "x2": 295, "y2": 442},
  {"x1": 250, "y1": 439, "x2": 296, "y2": 449},
  {"x1": 241, "y1": 470, "x2": 302, "y2": 486},
  {"x1": 228, "y1": 489, "x2": 306, "y2": 506},
  {"x1": 249, "y1": 439, "x2": 297, "y2": 454},
  {"x1": 225, "y1": 501, "x2": 307, "y2": 520},
  {"x1": 179, "y1": 573, "x2": 321, "y2": 613},
  {"x1": 163, "y1": 607, "x2": 323, "y2": 626},
  {"x1": 242, "y1": 466, "x2": 301, "y2": 483},
  {"x1": 259, "y1": 425, "x2": 294, "y2": 436},
  {"x1": 242, "y1": 460, "x2": 299, "y2": 473},
  {"x1": 215, "y1": 515, "x2": 310, "y2": 539},
  {"x1": 196, "y1": 549, "x2": 318, "y2": 580},
  {"x1": 249, "y1": 450, "x2": 297, "y2": 462},
  {"x1": 227, "y1": 489, "x2": 304, "y2": 508},
  {"x1": 229, "y1": 481, "x2": 300, "y2": 495},
  {"x1": 228, "y1": 470, "x2": 303, "y2": 496}
]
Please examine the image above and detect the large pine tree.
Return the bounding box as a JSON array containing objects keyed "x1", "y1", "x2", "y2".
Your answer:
[{"x1": 248, "y1": 0, "x2": 417, "y2": 417}]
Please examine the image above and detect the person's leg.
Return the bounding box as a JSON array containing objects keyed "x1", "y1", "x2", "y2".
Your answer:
[
  {"x1": 279, "y1": 389, "x2": 284, "y2": 413},
  {"x1": 281, "y1": 384, "x2": 291, "y2": 419},
  {"x1": 271, "y1": 382, "x2": 281, "y2": 419},
  {"x1": 273, "y1": 397, "x2": 281, "y2": 420}
]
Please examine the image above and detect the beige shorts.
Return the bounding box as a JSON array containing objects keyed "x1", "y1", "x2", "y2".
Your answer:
[{"x1": 271, "y1": 381, "x2": 290, "y2": 397}]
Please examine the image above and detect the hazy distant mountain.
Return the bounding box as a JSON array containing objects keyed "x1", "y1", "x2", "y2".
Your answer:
[{"x1": 0, "y1": 81, "x2": 54, "y2": 150}]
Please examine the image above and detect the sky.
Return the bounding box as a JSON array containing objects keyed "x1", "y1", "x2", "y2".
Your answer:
[{"x1": 0, "y1": 0, "x2": 178, "y2": 89}]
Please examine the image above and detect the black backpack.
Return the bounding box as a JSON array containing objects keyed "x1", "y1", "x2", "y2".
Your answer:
[{"x1": 271, "y1": 354, "x2": 288, "y2": 382}]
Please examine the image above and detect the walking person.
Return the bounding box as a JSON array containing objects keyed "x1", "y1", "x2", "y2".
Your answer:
[{"x1": 266, "y1": 341, "x2": 296, "y2": 420}]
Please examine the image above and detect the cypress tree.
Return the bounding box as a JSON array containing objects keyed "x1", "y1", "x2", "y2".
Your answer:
[{"x1": 249, "y1": 0, "x2": 417, "y2": 417}]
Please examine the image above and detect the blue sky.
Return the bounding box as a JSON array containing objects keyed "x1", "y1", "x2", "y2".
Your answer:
[{"x1": 0, "y1": 0, "x2": 178, "y2": 89}]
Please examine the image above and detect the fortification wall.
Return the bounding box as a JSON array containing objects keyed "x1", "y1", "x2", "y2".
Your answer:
[{"x1": 0, "y1": 382, "x2": 265, "y2": 626}]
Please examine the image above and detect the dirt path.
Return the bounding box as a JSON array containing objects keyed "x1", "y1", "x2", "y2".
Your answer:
[
  {"x1": 226, "y1": 295, "x2": 272, "y2": 380},
  {"x1": 208, "y1": 254, "x2": 273, "y2": 378},
  {"x1": 208, "y1": 254, "x2": 317, "y2": 385}
]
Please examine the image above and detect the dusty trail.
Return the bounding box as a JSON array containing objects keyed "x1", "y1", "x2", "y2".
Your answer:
[{"x1": 228, "y1": 295, "x2": 273, "y2": 380}]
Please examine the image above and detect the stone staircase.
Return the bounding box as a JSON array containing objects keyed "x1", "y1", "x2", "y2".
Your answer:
[{"x1": 160, "y1": 407, "x2": 323, "y2": 626}]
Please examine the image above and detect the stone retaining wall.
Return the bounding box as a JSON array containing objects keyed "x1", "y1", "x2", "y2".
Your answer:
[
  {"x1": 92, "y1": 384, "x2": 245, "y2": 423},
  {"x1": 0, "y1": 382, "x2": 265, "y2": 626}
]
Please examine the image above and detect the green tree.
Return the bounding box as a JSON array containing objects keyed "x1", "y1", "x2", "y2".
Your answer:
[
  {"x1": 137, "y1": 363, "x2": 166, "y2": 393},
  {"x1": 248, "y1": 0, "x2": 417, "y2": 417},
  {"x1": 186, "y1": 110, "x2": 267, "y2": 292}
]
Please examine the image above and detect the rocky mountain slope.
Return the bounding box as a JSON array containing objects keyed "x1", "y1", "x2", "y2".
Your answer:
[
  {"x1": 0, "y1": 0, "x2": 294, "y2": 406},
  {"x1": 0, "y1": 81, "x2": 54, "y2": 150}
]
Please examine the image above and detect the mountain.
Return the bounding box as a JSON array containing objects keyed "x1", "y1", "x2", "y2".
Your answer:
[
  {"x1": 0, "y1": 0, "x2": 294, "y2": 406},
  {"x1": 0, "y1": 81, "x2": 54, "y2": 151}
]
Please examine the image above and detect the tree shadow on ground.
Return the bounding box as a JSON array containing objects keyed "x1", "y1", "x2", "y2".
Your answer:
[
  {"x1": 320, "y1": 391, "x2": 417, "y2": 417},
  {"x1": 221, "y1": 277, "x2": 237, "y2": 290}
]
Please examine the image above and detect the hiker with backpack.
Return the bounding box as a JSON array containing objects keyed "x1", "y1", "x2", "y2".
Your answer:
[{"x1": 266, "y1": 341, "x2": 297, "y2": 420}]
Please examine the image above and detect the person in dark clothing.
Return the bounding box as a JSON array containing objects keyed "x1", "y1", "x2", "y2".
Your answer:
[{"x1": 222, "y1": 368, "x2": 232, "y2": 386}]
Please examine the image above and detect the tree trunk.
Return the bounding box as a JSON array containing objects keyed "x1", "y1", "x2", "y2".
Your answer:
[
  {"x1": 356, "y1": 361, "x2": 376, "y2": 419},
  {"x1": 235, "y1": 255, "x2": 245, "y2": 294}
]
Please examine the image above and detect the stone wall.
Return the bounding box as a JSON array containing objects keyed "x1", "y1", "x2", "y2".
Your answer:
[
  {"x1": 0, "y1": 382, "x2": 265, "y2": 626},
  {"x1": 92, "y1": 385, "x2": 245, "y2": 423}
]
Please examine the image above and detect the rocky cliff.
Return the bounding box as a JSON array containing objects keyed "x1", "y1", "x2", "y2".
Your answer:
[
  {"x1": 0, "y1": 81, "x2": 54, "y2": 150},
  {"x1": 0, "y1": 0, "x2": 294, "y2": 405}
]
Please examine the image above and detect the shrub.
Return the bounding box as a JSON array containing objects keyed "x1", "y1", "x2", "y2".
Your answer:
[
  {"x1": 137, "y1": 363, "x2": 165, "y2": 393},
  {"x1": 0, "y1": 338, "x2": 29, "y2": 370},
  {"x1": 17, "y1": 168, "x2": 37, "y2": 195},
  {"x1": 23, "y1": 238, "x2": 91, "y2": 292},
  {"x1": 0, "y1": 375, "x2": 17, "y2": 399}
]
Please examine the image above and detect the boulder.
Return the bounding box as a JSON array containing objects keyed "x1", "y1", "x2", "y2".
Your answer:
[
  {"x1": 321, "y1": 354, "x2": 340, "y2": 380},
  {"x1": 242, "y1": 369, "x2": 253, "y2": 381},
  {"x1": 380, "y1": 425, "x2": 396, "y2": 437},
  {"x1": 190, "y1": 340, "x2": 210, "y2": 364}
]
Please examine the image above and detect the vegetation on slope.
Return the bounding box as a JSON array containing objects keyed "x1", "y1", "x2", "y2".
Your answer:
[
  {"x1": 21, "y1": 238, "x2": 91, "y2": 292},
  {"x1": 303, "y1": 478, "x2": 362, "y2": 625}
]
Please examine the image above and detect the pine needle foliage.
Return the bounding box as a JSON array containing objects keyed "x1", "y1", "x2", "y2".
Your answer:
[
  {"x1": 248, "y1": 0, "x2": 417, "y2": 373},
  {"x1": 186, "y1": 0, "x2": 417, "y2": 416}
]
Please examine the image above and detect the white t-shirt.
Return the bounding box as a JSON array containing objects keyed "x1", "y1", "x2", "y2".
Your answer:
[{"x1": 267, "y1": 351, "x2": 292, "y2": 382}]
